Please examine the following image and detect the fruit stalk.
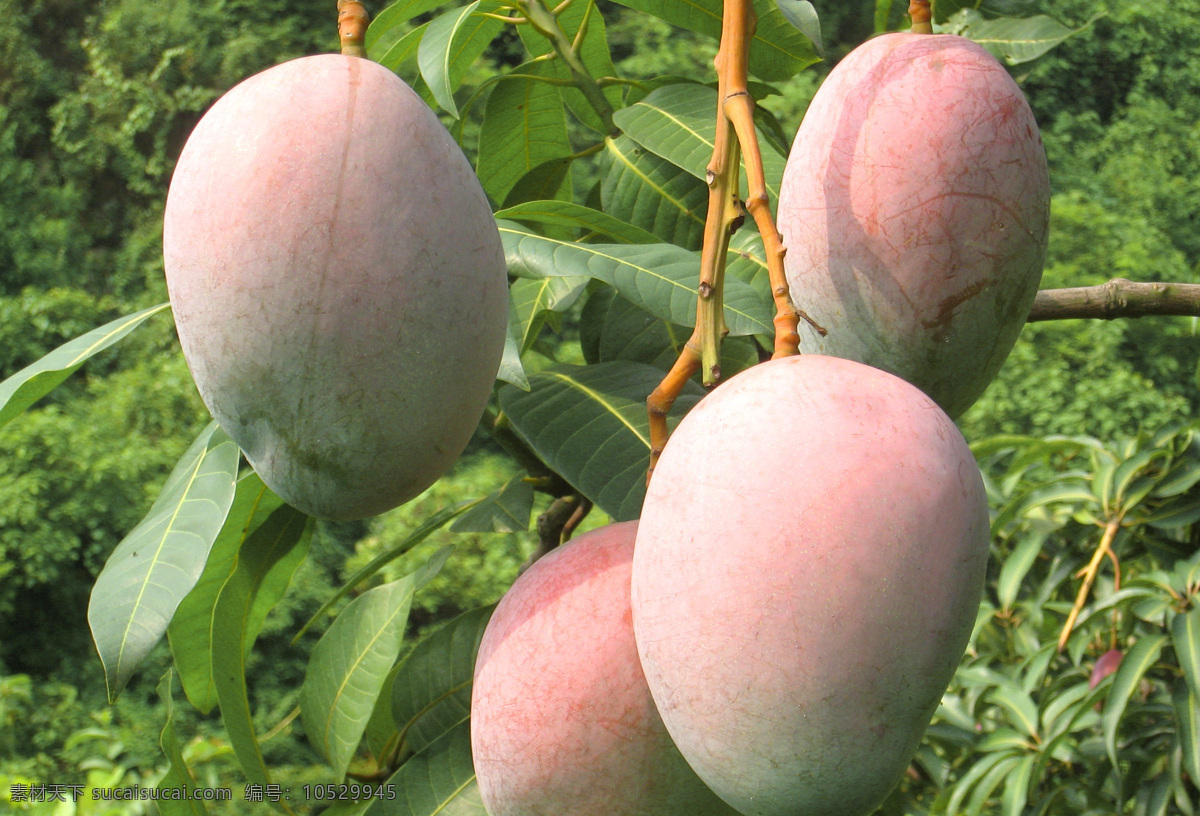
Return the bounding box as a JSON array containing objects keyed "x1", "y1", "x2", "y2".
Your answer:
[
  {"x1": 646, "y1": 0, "x2": 802, "y2": 482},
  {"x1": 337, "y1": 0, "x2": 369, "y2": 56},
  {"x1": 909, "y1": 0, "x2": 932, "y2": 34}
]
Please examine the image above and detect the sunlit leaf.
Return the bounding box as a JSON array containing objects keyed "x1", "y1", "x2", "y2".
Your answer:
[
  {"x1": 418, "y1": 1, "x2": 504, "y2": 117},
  {"x1": 392, "y1": 605, "x2": 495, "y2": 754},
  {"x1": 367, "y1": 0, "x2": 446, "y2": 52},
  {"x1": 88, "y1": 421, "x2": 239, "y2": 702},
  {"x1": 0, "y1": 303, "x2": 168, "y2": 430},
  {"x1": 941, "y1": 8, "x2": 1097, "y2": 65},
  {"x1": 775, "y1": 0, "x2": 823, "y2": 56},
  {"x1": 498, "y1": 361, "x2": 706, "y2": 520},
  {"x1": 301, "y1": 549, "x2": 451, "y2": 779},
  {"x1": 601, "y1": 135, "x2": 708, "y2": 248},
  {"x1": 1174, "y1": 606, "x2": 1200, "y2": 702},
  {"x1": 499, "y1": 221, "x2": 773, "y2": 336},
  {"x1": 1174, "y1": 682, "x2": 1200, "y2": 784},
  {"x1": 509, "y1": 276, "x2": 589, "y2": 355},
  {"x1": 497, "y1": 322, "x2": 530, "y2": 391},
  {"x1": 495, "y1": 201, "x2": 660, "y2": 244},
  {"x1": 450, "y1": 479, "x2": 534, "y2": 533}
]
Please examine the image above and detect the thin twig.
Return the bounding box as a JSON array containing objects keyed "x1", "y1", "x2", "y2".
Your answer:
[{"x1": 1029, "y1": 279, "x2": 1200, "y2": 322}]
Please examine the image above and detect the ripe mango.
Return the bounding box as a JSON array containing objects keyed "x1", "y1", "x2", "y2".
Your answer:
[
  {"x1": 471, "y1": 521, "x2": 739, "y2": 816},
  {"x1": 631, "y1": 355, "x2": 990, "y2": 816},
  {"x1": 779, "y1": 33, "x2": 1050, "y2": 418},
  {"x1": 164, "y1": 55, "x2": 506, "y2": 520}
]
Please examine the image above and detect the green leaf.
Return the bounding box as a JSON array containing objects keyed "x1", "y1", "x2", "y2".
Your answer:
[
  {"x1": 392, "y1": 605, "x2": 495, "y2": 754},
  {"x1": 875, "y1": 0, "x2": 895, "y2": 32},
  {"x1": 497, "y1": 323, "x2": 530, "y2": 391},
  {"x1": 775, "y1": 0, "x2": 823, "y2": 56},
  {"x1": 606, "y1": 0, "x2": 819, "y2": 80},
  {"x1": 301, "y1": 550, "x2": 451, "y2": 779},
  {"x1": 997, "y1": 527, "x2": 1050, "y2": 611},
  {"x1": 1174, "y1": 605, "x2": 1200, "y2": 701},
  {"x1": 211, "y1": 502, "x2": 312, "y2": 787},
  {"x1": 941, "y1": 8, "x2": 1096, "y2": 65},
  {"x1": 517, "y1": 0, "x2": 622, "y2": 134},
  {"x1": 946, "y1": 750, "x2": 1018, "y2": 816},
  {"x1": 417, "y1": 2, "x2": 505, "y2": 117},
  {"x1": 612, "y1": 84, "x2": 786, "y2": 206},
  {"x1": 1103, "y1": 633, "x2": 1166, "y2": 770},
  {"x1": 1145, "y1": 494, "x2": 1200, "y2": 530},
  {"x1": 372, "y1": 22, "x2": 430, "y2": 78},
  {"x1": 366, "y1": 0, "x2": 447, "y2": 52},
  {"x1": 601, "y1": 135, "x2": 708, "y2": 248},
  {"x1": 168, "y1": 472, "x2": 290, "y2": 713},
  {"x1": 364, "y1": 720, "x2": 485, "y2": 816},
  {"x1": 88, "y1": 421, "x2": 239, "y2": 703},
  {"x1": 501, "y1": 158, "x2": 574, "y2": 208},
  {"x1": 509, "y1": 276, "x2": 589, "y2": 355},
  {"x1": 495, "y1": 201, "x2": 661, "y2": 244},
  {"x1": 499, "y1": 221, "x2": 773, "y2": 336},
  {"x1": 989, "y1": 683, "x2": 1040, "y2": 740},
  {"x1": 1000, "y1": 754, "x2": 1035, "y2": 816},
  {"x1": 1157, "y1": 458, "x2": 1200, "y2": 498},
  {"x1": 155, "y1": 670, "x2": 208, "y2": 816},
  {"x1": 497, "y1": 361, "x2": 706, "y2": 520},
  {"x1": 1174, "y1": 682, "x2": 1200, "y2": 784},
  {"x1": 449, "y1": 479, "x2": 534, "y2": 533},
  {"x1": 581, "y1": 285, "x2": 690, "y2": 371},
  {"x1": 0, "y1": 302, "x2": 168, "y2": 430},
  {"x1": 477, "y1": 61, "x2": 571, "y2": 206}
]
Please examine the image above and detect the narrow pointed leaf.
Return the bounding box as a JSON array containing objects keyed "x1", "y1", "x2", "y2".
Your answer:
[
  {"x1": 1173, "y1": 682, "x2": 1200, "y2": 784},
  {"x1": 366, "y1": 0, "x2": 447, "y2": 52},
  {"x1": 989, "y1": 683, "x2": 1040, "y2": 740},
  {"x1": 449, "y1": 479, "x2": 534, "y2": 533},
  {"x1": 1103, "y1": 633, "x2": 1166, "y2": 769},
  {"x1": 602, "y1": 135, "x2": 708, "y2": 248},
  {"x1": 495, "y1": 201, "x2": 660, "y2": 244},
  {"x1": 155, "y1": 670, "x2": 209, "y2": 816},
  {"x1": 497, "y1": 361, "x2": 705, "y2": 520},
  {"x1": 418, "y1": 2, "x2": 504, "y2": 117},
  {"x1": 301, "y1": 550, "x2": 451, "y2": 779},
  {"x1": 509, "y1": 276, "x2": 589, "y2": 355},
  {"x1": 0, "y1": 303, "x2": 168, "y2": 429},
  {"x1": 365, "y1": 720, "x2": 485, "y2": 816},
  {"x1": 499, "y1": 221, "x2": 773, "y2": 336},
  {"x1": 942, "y1": 8, "x2": 1096, "y2": 65},
  {"x1": 775, "y1": 0, "x2": 823, "y2": 56},
  {"x1": 612, "y1": 84, "x2": 786, "y2": 206},
  {"x1": 1173, "y1": 605, "x2": 1200, "y2": 701},
  {"x1": 392, "y1": 604, "x2": 495, "y2": 754},
  {"x1": 373, "y1": 22, "x2": 430, "y2": 77},
  {"x1": 168, "y1": 472, "x2": 290, "y2": 713},
  {"x1": 998, "y1": 528, "x2": 1050, "y2": 611},
  {"x1": 88, "y1": 421, "x2": 239, "y2": 702},
  {"x1": 1000, "y1": 754, "x2": 1035, "y2": 816},
  {"x1": 501, "y1": 158, "x2": 574, "y2": 208},
  {"x1": 606, "y1": 0, "x2": 819, "y2": 80},
  {"x1": 1156, "y1": 459, "x2": 1200, "y2": 498},
  {"x1": 477, "y1": 62, "x2": 571, "y2": 206},
  {"x1": 210, "y1": 502, "x2": 312, "y2": 787}
]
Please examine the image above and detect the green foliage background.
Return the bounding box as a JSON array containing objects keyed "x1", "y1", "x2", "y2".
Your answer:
[{"x1": 0, "y1": 0, "x2": 1198, "y2": 813}]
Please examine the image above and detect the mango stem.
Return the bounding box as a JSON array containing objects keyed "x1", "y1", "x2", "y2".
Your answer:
[
  {"x1": 909, "y1": 0, "x2": 933, "y2": 34},
  {"x1": 337, "y1": 0, "x2": 369, "y2": 56}
]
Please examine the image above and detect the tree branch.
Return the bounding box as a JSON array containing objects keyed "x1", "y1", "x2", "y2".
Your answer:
[{"x1": 1028, "y1": 279, "x2": 1200, "y2": 322}]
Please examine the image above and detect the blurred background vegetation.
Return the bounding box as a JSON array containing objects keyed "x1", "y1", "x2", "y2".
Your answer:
[{"x1": 1, "y1": 0, "x2": 1197, "y2": 811}]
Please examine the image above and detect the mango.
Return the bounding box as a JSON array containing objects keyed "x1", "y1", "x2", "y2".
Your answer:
[
  {"x1": 631, "y1": 354, "x2": 990, "y2": 816},
  {"x1": 471, "y1": 521, "x2": 739, "y2": 816},
  {"x1": 778, "y1": 33, "x2": 1050, "y2": 418},
  {"x1": 163, "y1": 55, "x2": 507, "y2": 520}
]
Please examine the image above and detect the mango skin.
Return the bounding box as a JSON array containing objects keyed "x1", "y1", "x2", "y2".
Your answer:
[
  {"x1": 631, "y1": 355, "x2": 990, "y2": 816},
  {"x1": 779, "y1": 33, "x2": 1050, "y2": 418},
  {"x1": 471, "y1": 521, "x2": 739, "y2": 816},
  {"x1": 164, "y1": 55, "x2": 506, "y2": 520}
]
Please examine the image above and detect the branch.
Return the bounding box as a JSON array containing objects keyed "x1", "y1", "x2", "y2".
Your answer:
[{"x1": 1028, "y1": 279, "x2": 1200, "y2": 322}]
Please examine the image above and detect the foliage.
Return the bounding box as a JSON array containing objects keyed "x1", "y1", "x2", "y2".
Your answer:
[{"x1": 2, "y1": 0, "x2": 1199, "y2": 813}]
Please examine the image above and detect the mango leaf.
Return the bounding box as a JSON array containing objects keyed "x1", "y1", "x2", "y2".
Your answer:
[
  {"x1": 495, "y1": 201, "x2": 660, "y2": 244},
  {"x1": 418, "y1": 1, "x2": 505, "y2": 117},
  {"x1": 501, "y1": 157, "x2": 574, "y2": 208},
  {"x1": 497, "y1": 323, "x2": 530, "y2": 391},
  {"x1": 1145, "y1": 493, "x2": 1200, "y2": 530},
  {"x1": 1156, "y1": 458, "x2": 1200, "y2": 498},
  {"x1": 366, "y1": 0, "x2": 447, "y2": 52},
  {"x1": 449, "y1": 478, "x2": 534, "y2": 533},
  {"x1": 168, "y1": 472, "x2": 291, "y2": 713},
  {"x1": 602, "y1": 135, "x2": 708, "y2": 249},
  {"x1": 989, "y1": 683, "x2": 1040, "y2": 740},
  {"x1": 392, "y1": 604, "x2": 495, "y2": 754},
  {"x1": 941, "y1": 8, "x2": 1095, "y2": 65},
  {"x1": 88, "y1": 421, "x2": 239, "y2": 703},
  {"x1": 946, "y1": 750, "x2": 1020, "y2": 816},
  {"x1": 301, "y1": 549, "x2": 451, "y2": 779},
  {"x1": 933, "y1": 0, "x2": 1040, "y2": 25},
  {"x1": 499, "y1": 221, "x2": 773, "y2": 337},
  {"x1": 997, "y1": 527, "x2": 1051, "y2": 611},
  {"x1": 612, "y1": 83, "x2": 786, "y2": 206},
  {"x1": 498, "y1": 361, "x2": 706, "y2": 520},
  {"x1": 509, "y1": 276, "x2": 589, "y2": 355},
  {"x1": 0, "y1": 302, "x2": 168, "y2": 430},
  {"x1": 606, "y1": 0, "x2": 819, "y2": 81},
  {"x1": 517, "y1": 0, "x2": 622, "y2": 134},
  {"x1": 155, "y1": 670, "x2": 208, "y2": 816},
  {"x1": 1000, "y1": 754, "x2": 1035, "y2": 816},
  {"x1": 581, "y1": 285, "x2": 690, "y2": 371},
  {"x1": 1174, "y1": 682, "x2": 1200, "y2": 785},
  {"x1": 477, "y1": 61, "x2": 571, "y2": 206},
  {"x1": 364, "y1": 721, "x2": 485, "y2": 816},
  {"x1": 372, "y1": 22, "x2": 429, "y2": 77},
  {"x1": 1103, "y1": 633, "x2": 1167, "y2": 770},
  {"x1": 1174, "y1": 605, "x2": 1200, "y2": 701},
  {"x1": 210, "y1": 502, "x2": 312, "y2": 788},
  {"x1": 775, "y1": 0, "x2": 823, "y2": 56},
  {"x1": 875, "y1": 0, "x2": 895, "y2": 32}
]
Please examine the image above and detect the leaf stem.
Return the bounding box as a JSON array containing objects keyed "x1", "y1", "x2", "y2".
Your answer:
[{"x1": 1058, "y1": 516, "x2": 1123, "y2": 652}]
